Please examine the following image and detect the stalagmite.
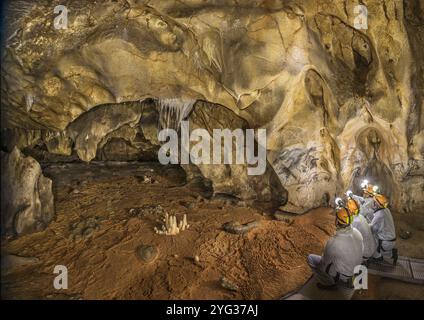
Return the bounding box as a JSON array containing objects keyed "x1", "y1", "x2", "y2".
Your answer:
[{"x1": 154, "y1": 213, "x2": 189, "y2": 235}]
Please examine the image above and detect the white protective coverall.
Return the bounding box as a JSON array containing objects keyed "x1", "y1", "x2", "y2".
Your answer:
[
  {"x1": 370, "y1": 207, "x2": 397, "y2": 258},
  {"x1": 308, "y1": 226, "x2": 364, "y2": 286},
  {"x1": 352, "y1": 214, "x2": 377, "y2": 260},
  {"x1": 352, "y1": 195, "x2": 375, "y2": 222}
]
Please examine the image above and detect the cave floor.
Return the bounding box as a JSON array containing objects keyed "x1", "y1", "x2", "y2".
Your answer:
[{"x1": 1, "y1": 162, "x2": 423, "y2": 300}]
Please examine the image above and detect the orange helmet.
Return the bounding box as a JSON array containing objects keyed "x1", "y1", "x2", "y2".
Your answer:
[
  {"x1": 374, "y1": 194, "x2": 389, "y2": 209},
  {"x1": 346, "y1": 198, "x2": 360, "y2": 216},
  {"x1": 363, "y1": 184, "x2": 375, "y2": 197},
  {"x1": 335, "y1": 207, "x2": 353, "y2": 226},
  {"x1": 361, "y1": 179, "x2": 375, "y2": 197}
]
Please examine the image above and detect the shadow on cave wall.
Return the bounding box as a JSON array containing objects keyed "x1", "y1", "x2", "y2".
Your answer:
[
  {"x1": 351, "y1": 157, "x2": 395, "y2": 200},
  {"x1": 349, "y1": 126, "x2": 398, "y2": 204}
]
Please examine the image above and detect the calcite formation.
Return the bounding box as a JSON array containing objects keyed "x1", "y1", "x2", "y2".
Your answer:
[
  {"x1": 1, "y1": 0, "x2": 423, "y2": 214},
  {"x1": 0, "y1": 147, "x2": 55, "y2": 236},
  {"x1": 154, "y1": 213, "x2": 189, "y2": 235}
]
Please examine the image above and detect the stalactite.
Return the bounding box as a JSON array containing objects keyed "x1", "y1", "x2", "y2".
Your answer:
[{"x1": 157, "y1": 98, "x2": 196, "y2": 130}]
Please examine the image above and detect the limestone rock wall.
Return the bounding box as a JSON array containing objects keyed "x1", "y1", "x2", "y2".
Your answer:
[{"x1": 1, "y1": 0, "x2": 423, "y2": 214}]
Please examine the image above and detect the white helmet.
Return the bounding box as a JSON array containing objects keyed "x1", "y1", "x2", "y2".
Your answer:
[
  {"x1": 346, "y1": 190, "x2": 353, "y2": 198},
  {"x1": 335, "y1": 197, "x2": 344, "y2": 207},
  {"x1": 360, "y1": 179, "x2": 369, "y2": 189}
]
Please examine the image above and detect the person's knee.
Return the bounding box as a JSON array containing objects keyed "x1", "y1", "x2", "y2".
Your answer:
[
  {"x1": 383, "y1": 243, "x2": 395, "y2": 252},
  {"x1": 307, "y1": 255, "x2": 314, "y2": 268},
  {"x1": 307, "y1": 254, "x2": 320, "y2": 268},
  {"x1": 373, "y1": 250, "x2": 382, "y2": 258}
]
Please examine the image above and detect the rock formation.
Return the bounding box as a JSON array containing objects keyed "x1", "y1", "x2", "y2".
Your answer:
[
  {"x1": 1, "y1": 147, "x2": 55, "y2": 236},
  {"x1": 1, "y1": 0, "x2": 423, "y2": 214}
]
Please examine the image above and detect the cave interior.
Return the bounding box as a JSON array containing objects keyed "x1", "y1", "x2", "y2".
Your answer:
[{"x1": 0, "y1": 0, "x2": 423, "y2": 300}]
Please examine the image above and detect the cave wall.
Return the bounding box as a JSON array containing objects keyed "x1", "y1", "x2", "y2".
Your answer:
[
  {"x1": 1, "y1": 0, "x2": 423, "y2": 214},
  {"x1": 1, "y1": 98, "x2": 286, "y2": 207}
]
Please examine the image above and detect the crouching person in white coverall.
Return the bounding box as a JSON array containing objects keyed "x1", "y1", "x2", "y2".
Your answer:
[
  {"x1": 307, "y1": 201, "x2": 364, "y2": 289},
  {"x1": 369, "y1": 194, "x2": 398, "y2": 265},
  {"x1": 345, "y1": 191, "x2": 377, "y2": 262}
]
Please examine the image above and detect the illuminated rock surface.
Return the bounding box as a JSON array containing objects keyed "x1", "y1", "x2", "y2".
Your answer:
[{"x1": 1, "y1": 0, "x2": 423, "y2": 213}]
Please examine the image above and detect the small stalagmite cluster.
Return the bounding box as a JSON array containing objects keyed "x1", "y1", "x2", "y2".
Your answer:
[{"x1": 154, "y1": 213, "x2": 189, "y2": 236}]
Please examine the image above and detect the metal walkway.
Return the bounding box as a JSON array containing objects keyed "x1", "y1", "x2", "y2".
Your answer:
[
  {"x1": 367, "y1": 256, "x2": 424, "y2": 285},
  {"x1": 281, "y1": 256, "x2": 424, "y2": 300}
]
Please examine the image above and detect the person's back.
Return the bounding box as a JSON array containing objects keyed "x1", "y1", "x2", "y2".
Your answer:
[
  {"x1": 308, "y1": 202, "x2": 364, "y2": 289},
  {"x1": 322, "y1": 226, "x2": 363, "y2": 278},
  {"x1": 352, "y1": 214, "x2": 377, "y2": 259},
  {"x1": 352, "y1": 194, "x2": 375, "y2": 222},
  {"x1": 371, "y1": 207, "x2": 396, "y2": 241},
  {"x1": 370, "y1": 204, "x2": 397, "y2": 263}
]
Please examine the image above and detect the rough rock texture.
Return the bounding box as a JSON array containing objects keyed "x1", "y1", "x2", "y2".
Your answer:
[
  {"x1": 1, "y1": 0, "x2": 423, "y2": 213},
  {"x1": 1, "y1": 147, "x2": 55, "y2": 236}
]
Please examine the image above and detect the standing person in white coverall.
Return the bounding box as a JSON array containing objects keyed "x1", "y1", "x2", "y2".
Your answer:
[
  {"x1": 369, "y1": 194, "x2": 398, "y2": 265},
  {"x1": 345, "y1": 191, "x2": 377, "y2": 262},
  {"x1": 307, "y1": 200, "x2": 364, "y2": 289},
  {"x1": 351, "y1": 179, "x2": 376, "y2": 222}
]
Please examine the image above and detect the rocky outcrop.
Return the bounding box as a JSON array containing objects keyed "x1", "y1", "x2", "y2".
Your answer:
[
  {"x1": 1, "y1": 0, "x2": 423, "y2": 214},
  {"x1": 1, "y1": 128, "x2": 72, "y2": 156},
  {"x1": 66, "y1": 101, "x2": 144, "y2": 161},
  {"x1": 1, "y1": 147, "x2": 55, "y2": 236},
  {"x1": 187, "y1": 100, "x2": 286, "y2": 204}
]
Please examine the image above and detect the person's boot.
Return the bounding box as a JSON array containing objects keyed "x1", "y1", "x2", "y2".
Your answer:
[
  {"x1": 392, "y1": 248, "x2": 398, "y2": 266},
  {"x1": 347, "y1": 278, "x2": 355, "y2": 289},
  {"x1": 316, "y1": 282, "x2": 337, "y2": 290},
  {"x1": 369, "y1": 256, "x2": 384, "y2": 264}
]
